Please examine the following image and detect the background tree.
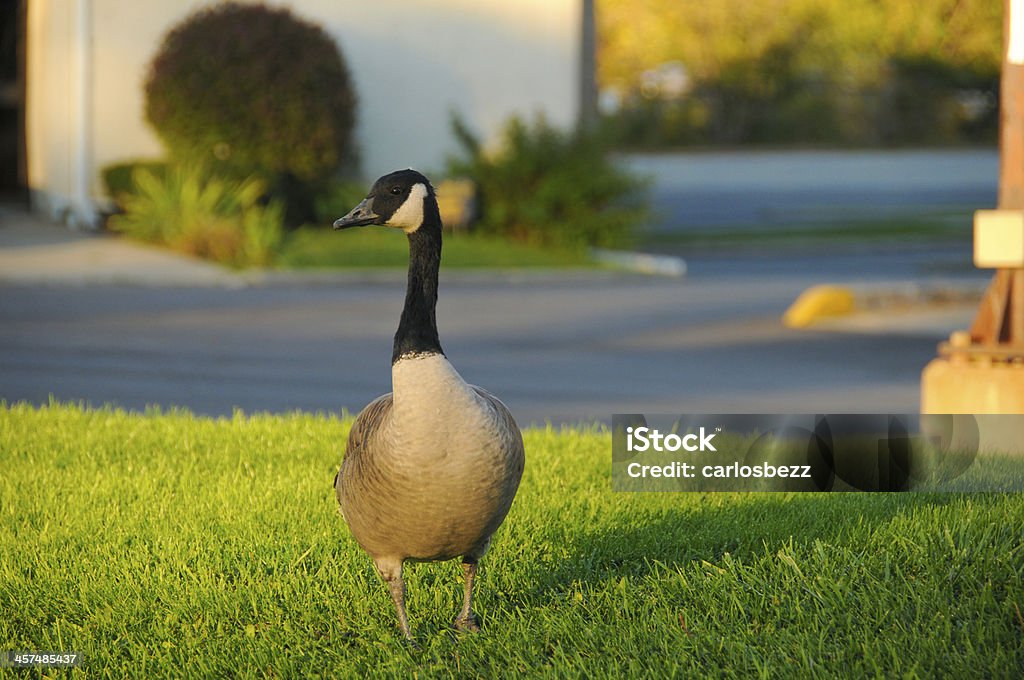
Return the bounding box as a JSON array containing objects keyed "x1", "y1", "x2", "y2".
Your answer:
[{"x1": 597, "y1": 0, "x2": 1001, "y2": 147}]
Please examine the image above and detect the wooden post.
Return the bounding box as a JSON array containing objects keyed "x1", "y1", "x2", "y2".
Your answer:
[
  {"x1": 921, "y1": 0, "x2": 1024, "y2": 419},
  {"x1": 966, "y1": 0, "x2": 1024, "y2": 354},
  {"x1": 1001, "y1": 0, "x2": 1024, "y2": 210},
  {"x1": 578, "y1": 0, "x2": 598, "y2": 131}
]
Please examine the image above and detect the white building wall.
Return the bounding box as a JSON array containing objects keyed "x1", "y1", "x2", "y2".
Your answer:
[
  {"x1": 27, "y1": 0, "x2": 580, "y2": 224},
  {"x1": 89, "y1": 1, "x2": 210, "y2": 171},
  {"x1": 309, "y1": 0, "x2": 580, "y2": 177},
  {"x1": 26, "y1": 0, "x2": 80, "y2": 222}
]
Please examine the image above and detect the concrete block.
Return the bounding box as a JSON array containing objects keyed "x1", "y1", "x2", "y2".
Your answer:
[
  {"x1": 921, "y1": 358, "x2": 1024, "y2": 453},
  {"x1": 782, "y1": 285, "x2": 855, "y2": 328},
  {"x1": 921, "y1": 357, "x2": 1024, "y2": 413}
]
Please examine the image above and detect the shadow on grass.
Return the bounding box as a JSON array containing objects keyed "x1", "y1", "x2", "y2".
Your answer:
[{"x1": 520, "y1": 492, "x2": 965, "y2": 598}]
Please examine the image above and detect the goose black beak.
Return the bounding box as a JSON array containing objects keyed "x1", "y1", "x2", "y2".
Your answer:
[{"x1": 333, "y1": 198, "x2": 380, "y2": 230}]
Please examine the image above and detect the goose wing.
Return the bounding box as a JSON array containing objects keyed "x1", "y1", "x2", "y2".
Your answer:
[
  {"x1": 472, "y1": 386, "x2": 525, "y2": 474},
  {"x1": 335, "y1": 393, "x2": 393, "y2": 496}
]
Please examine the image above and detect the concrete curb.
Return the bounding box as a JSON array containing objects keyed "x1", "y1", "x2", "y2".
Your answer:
[
  {"x1": 0, "y1": 214, "x2": 685, "y2": 288},
  {"x1": 0, "y1": 236, "x2": 246, "y2": 288},
  {"x1": 590, "y1": 248, "x2": 687, "y2": 277},
  {"x1": 249, "y1": 267, "x2": 657, "y2": 287},
  {"x1": 0, "y1": 249, "x2": 665, "y2": 289}
]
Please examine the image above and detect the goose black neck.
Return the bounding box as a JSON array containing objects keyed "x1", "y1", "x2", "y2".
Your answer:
[{"x1": 392, "y1": 220, "x2": 443, "y2": 363}]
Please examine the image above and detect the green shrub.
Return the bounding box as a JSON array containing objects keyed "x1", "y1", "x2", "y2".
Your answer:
[
  {"x1": 144, "y1": 2, "x2": 358, "y2": 223},
  {"x1": 447, "y1": 115, "x2": 648, "y2": 249},
  {"x1": 108, "y1": 166, "x2": 284, "y2": 268},
  {"x1": 100, "y1": 159, "x2": 170, "y2": 204}
]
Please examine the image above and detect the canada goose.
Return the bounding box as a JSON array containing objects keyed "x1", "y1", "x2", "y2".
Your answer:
[{"x1": 332, "y1": 169, "x2": 525, "y2": 641}]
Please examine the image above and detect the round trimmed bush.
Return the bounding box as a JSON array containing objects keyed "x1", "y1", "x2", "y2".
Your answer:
[{"x1": 144, "y1": 2, "x2": 357, "y2": 221}]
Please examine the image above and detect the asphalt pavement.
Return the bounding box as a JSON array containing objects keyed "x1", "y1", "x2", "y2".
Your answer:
[
  {"x1": 622, "y1": 148, "x2": 998, "y2": 231},
  {"x1": 0, "y1": 150, "x2": 997, "y2": 424},
  {"x1": 0, "y1": 208, "x2": 987, "y2": 425}
]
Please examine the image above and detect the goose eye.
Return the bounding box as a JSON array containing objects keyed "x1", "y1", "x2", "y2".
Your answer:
[{"x1": 390, "y1": 186, "x2": 403, "y2": 196}]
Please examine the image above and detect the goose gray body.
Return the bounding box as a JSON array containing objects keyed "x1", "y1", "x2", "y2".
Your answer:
[
  {"x1": 332, "y1": 169, "x2": 525, "y2": 640},
  {"x1": 337, "y1": 355, "x2": 524, "y2": 564}
]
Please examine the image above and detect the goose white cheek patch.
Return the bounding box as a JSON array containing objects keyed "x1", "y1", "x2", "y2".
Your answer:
[{"x1": 388, "y1": 183, "x2": 428, "y2": 232}]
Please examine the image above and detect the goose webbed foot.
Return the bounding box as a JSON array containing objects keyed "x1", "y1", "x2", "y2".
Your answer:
[{"x1": 453, "y1": 611, "x2": 481, "y2": 633}]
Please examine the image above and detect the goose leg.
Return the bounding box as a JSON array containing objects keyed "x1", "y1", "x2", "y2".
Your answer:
[
  {"x1": 376, "y1": 559, "x2": 414, "y2": 641},
  {"x1": 454, "y1": 560, "x2": 481, "y2": 632}
]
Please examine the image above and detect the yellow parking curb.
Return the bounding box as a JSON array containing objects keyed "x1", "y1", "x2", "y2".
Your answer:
[{"x1": 782, "y1": 285, "x2": 856, "y2": 328}]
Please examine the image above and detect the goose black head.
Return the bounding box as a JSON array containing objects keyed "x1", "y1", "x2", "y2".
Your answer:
[{"x1": 333, "y1": 169, "x2": 438, "y2": 234}]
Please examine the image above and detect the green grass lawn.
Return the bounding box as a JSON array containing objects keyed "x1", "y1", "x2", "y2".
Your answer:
[
  {"x1": 2, "y1": 403, "x2": 1022, "y2": 677},
  {"x1": 278, "y1": 227, "x2": 594, "y2": 269}
]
